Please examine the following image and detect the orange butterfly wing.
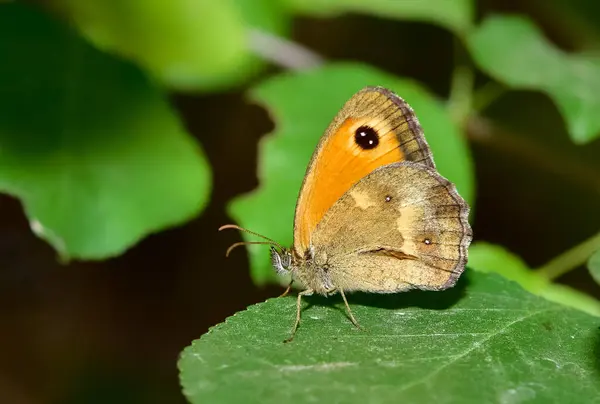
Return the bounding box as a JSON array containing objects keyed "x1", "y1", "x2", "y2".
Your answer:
[{"x1": 292, "y1": 87, "x2": 435, "y2": 257}]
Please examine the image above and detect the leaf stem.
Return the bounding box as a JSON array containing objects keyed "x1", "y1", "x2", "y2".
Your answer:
[
  {"x1": 472, "y1": 81, "x2": 506, "y2": 112},
  {"x1": 536, "y1": 230, "x2": 600, "y2": 280},
  {"x1": 448, "y1": 39, "x2": 473, "y2": 126},
  {"x1": 248, "y1": 28, "x2": 325, "y2": 70},
  {"x1": 448, "y1": 65, "x2": 473, "y2": 125}
]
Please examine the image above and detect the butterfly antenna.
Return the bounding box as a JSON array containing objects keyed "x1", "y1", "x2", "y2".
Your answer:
[
  {"x1": 219, "y1": 224, "x2": 285, "y2": 256},
  {"x1": 224, "y1": 241, "x2": 278, "y2": 257}
]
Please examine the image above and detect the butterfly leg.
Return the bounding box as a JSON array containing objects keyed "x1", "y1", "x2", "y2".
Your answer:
[
  {"x1": 278, "y1": 280, "x2": 294, "y2": 298},
  {"x1": 284, "y1": 289, "x2": 313, "y2": 343},
  {"x1": 339, "y1": 288, "x2": 362, "y2": 330}
]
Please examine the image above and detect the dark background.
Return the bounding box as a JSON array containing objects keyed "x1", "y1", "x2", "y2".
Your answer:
[{"x1": 1, "y1": 0, "x2": 600, "y2": 403}]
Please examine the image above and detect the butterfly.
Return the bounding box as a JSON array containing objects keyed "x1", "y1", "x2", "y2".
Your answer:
[{"x1": 220, "y1": 86, "x2": 472, "y2": 342}]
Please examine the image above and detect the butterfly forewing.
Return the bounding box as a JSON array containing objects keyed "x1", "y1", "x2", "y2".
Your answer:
[{"x1": 293, "y1": 87, "x2": 435, "y2": 256}]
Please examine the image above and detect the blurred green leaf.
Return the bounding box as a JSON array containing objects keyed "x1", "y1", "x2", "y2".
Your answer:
[
  {"x1": 469, "y1": 243, "x2": 600, "y2": 317},
  {"x1": 588, "y1": 250, "x2": 600, "y2": 285},
  {"x1": 468, "y1": 242, "x2": 543, "y2": 291},
  {"x1": 283, "y1": 0, "x2": 473, "y2": 35},
  {"x1": 179, "y1": 271, "x2": 600, "y2": 403},
  {"x1": 468, "y1": 15, "x2": 600, "y2": 144},
  {"x1": 227, "y1": 63, "x2": 474, "y2": 285},
  {"x1": 56, "y1": 0, "x2": 290, "y2": 91},
  {"x1": 0, "y1": 3, "x2": 210, "y2": 259}
]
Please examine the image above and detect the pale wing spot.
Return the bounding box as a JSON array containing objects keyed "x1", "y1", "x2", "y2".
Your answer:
[
  {"x1": 396, "y1": 205, "x2": 420, "y2": 230},
  {"x1": 350, "y1": 190, "x2": 376, "y2": 209},
  {"x1": 396, "y1": 206, "x2": 421, "y2": 255}
]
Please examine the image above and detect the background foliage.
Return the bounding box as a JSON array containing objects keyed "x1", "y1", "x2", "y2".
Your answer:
[{"x1": 1, "y1": 0, "x2": 599, "y2": 403}]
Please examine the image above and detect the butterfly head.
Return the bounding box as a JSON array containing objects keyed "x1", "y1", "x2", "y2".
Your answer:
[
  {"x1": 219, "y1": 224, "x2": 293, "y2": 278},
  {"x1": 270, "y1": 246, "x2": 293, "y2": 276}
]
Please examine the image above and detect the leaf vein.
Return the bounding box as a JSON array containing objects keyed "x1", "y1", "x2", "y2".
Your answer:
[{"x1": 394, "y1": 308, "x2": 554, "y2": 392}]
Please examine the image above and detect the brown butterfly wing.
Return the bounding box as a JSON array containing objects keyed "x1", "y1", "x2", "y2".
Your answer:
[
  {"x1": 308, "y1": 162, "x2": 472, "y2": 292},
  {"x1": 293, "y1": 87, "x2": 435, "y2": 257}
]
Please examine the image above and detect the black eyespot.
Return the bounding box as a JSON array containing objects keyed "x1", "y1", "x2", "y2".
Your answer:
[
  {"x1": 385, "y1": 195, "x2": 392, "y2": 202},
  {"x1": 423, "y1": 238, "x2": 432, "y2": 245},
  {"x1": 354, "y1": 125, "x2": 379, "y2": 150}
]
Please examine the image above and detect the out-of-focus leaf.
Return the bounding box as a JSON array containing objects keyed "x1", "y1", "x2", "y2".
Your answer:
[
  {"x1": 227, "y1": 63, "x2": 474, "y2": 285},
  {"x1": 56, "y1": 0, "x2": 290, "y2": 91},
  {"x1": 283, "y1": 0, "x2": 473, "y2": 36},
  {"x1": 179, "y1": 271, "x2": 600, "y2": 403},
  {"x1": 468, "y1": 15, "x2": 600, "y2": 144},
  {"x1": 588, "y1": 249, "x2": 600, "y2": 285},
  {"x1": 469, "y1": 243, "x2": 600, "y2": 317},
  {"x1": 0, "y1": 3, "x2": 210, "y2": 259}
]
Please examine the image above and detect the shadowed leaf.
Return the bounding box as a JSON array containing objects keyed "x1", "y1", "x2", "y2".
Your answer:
[
  {"x1": 283, "y1": 0, "x2": 474, "y2": 36},
  {"x1": 0, "y1": 3, "x2": 211, "y2": 259},
  {"x1": 57, "y1": 0, "x2": 290, "y2": 91},
  {"x1": 468, "y1": 15, "x2": 600, "y2": 144}
]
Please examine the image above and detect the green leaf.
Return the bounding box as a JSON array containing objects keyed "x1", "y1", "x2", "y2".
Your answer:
[
  {"x1": 56, "y1": 0, "x2": 290, "y2": 91},
  {"x1": 179, "y1": 271, "x2": 600, "y2": 403},
  {"x1": 227, "y1": 63, "x2": 474, "y2": 285},
  {"x1": 468, "y1": 15, "x2": 600, "y2": 144},
  {"x1": 283, "y1": 0, "x2": 474, "y2": 36},
  {"x1": 588, "y1": 249, "x2": 600, "y2": 285},
  {"x1": 469, "y1": 243, "x2": 600, "y2": 317},
  {"x1": 0, "y1": 3, "x2": 210, "y2": 259}
]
